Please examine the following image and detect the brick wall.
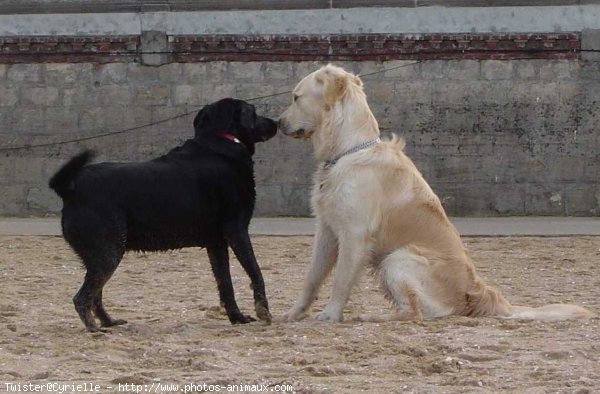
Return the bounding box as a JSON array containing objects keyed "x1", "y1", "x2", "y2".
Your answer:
[
  {"x1": 0, "y1": 33, "x2": 599, "y2": 217},
  {"x1": 0, "y1": 33, "x2": 579, "y2": 64}
]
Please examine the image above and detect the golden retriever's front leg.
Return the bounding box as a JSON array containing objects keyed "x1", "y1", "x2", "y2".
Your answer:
[
  {"x1": 316, "y1": 235, "x2": 371, "y2": 322},
  {"x1": 284, "y1": 221, "x2": 338, "y2": 322}
]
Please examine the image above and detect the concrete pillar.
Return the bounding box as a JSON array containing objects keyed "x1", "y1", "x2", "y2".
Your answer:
[
  {"x1": 140, "y1": 30, "x2": 170, "y2": 66},
  {"x1": 582, "y1": 29, "x2": 600, "y2": 62}
]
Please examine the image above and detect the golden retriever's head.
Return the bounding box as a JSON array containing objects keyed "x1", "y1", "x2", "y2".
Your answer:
[{"x1": 278, "y1": 64, "x2": 364, "y2": 139}]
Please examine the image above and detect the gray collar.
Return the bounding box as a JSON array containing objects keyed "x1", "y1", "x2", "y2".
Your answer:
[{"x1": 323, "y1": 138, "x2": 381, "y2": 169}]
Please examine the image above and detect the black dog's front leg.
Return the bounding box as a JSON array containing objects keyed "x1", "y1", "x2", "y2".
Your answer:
[
  {"x1": 207, "y1": 241, "x2": 255, "y2": 324},
  {"x1": 224, "y1": 224, "x2": 272, "y2": 324}
]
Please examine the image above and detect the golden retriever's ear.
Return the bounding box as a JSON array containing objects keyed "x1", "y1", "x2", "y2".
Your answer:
[
  {"x1": 351, "y1": 74, "x2": 363, "y2": 88},
  {"x1": 320, "y1": 72, "x2": 349, "y2": 106}
]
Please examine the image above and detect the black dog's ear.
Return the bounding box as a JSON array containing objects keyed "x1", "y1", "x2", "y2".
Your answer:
[
  {"x1": 239, "y1": 102, "x2": 256, "y2": 130},
  {"x1": 195, "y1": 99, "x2": 241, "y2": 137},
  {"x1": 193, "y1": 106, "x2": 208, "y2": 134}
]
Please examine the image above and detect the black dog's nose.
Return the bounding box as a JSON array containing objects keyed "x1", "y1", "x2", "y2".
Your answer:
[
  {"x1": 267, "y1": 118, "x2": 278, "y2": 136},
  {"x1": 267, "y1": 117, "x2": 278, "y2": 129},
  {"x1": 257, "y1": 117, "x2": 278, "y2": 141}
]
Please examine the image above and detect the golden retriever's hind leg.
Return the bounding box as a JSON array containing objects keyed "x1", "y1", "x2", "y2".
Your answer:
[
  {"x1": 356, "y1": 289, "x2": 424, "y2": 322},
  {"x1": 406, "y1": 286, "x2": 424, "y2": 321},
  {"x1": 377, "y1": 247, "x2": 451, "y2": 321},
  {"x1": 377, "y1": 249, "x2": 423, "y2": 319}
]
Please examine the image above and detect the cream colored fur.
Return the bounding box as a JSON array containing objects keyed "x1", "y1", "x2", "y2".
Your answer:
[{"x1": 278, "y1": 64, "x2": 593, "y2": 322}]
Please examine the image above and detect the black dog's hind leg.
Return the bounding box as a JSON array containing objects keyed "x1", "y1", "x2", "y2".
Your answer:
[
  {"x1": 93, "y1": 288, "x2": 127, "y2": 328},
  {"x1": 73, "y1": 248, "x2": 125, "y2": 332},
  {"x1": 207, "y1": 240, "x2": 255, "y2": 324},
  {"x1": 225, "y1": 225, "x2": 272, "y2": 324},
  {"x1": 74, "y1": 269, "x2": 108, "y2": 332}
]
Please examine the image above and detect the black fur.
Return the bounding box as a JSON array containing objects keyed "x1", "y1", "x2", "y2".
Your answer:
[
  {"x1": 49, "y1": 98, "x2": 277, "y2": 332},
  {"x1": 49, "y1": 150, "x2": 95, "y2": 199}
]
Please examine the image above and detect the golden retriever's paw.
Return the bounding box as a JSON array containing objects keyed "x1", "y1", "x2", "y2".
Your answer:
[
  {"x1": 283, "y1": 308, "x2": 309, "y2": 322},
  {"x1": 315, "y1": 308, "x2": 343, "y2": 322}
]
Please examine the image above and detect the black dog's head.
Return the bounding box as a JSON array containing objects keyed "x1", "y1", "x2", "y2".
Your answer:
[{"x1": 193, "y1": 98, "x2": 278, "y2": 155}]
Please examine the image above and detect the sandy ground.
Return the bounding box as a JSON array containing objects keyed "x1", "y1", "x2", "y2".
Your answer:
[{"x1": 0, "y1": 235, "x2": 599, "y2": 394}]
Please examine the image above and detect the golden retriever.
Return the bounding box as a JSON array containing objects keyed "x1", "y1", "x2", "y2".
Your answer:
[{"x1": 278, "y1": 64, "x2": 592, "y2": 322}]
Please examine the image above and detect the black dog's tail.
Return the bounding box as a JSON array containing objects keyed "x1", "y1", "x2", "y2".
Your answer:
[{"x1": 49, "y1": 150, "x2": 95, "y2": 199}]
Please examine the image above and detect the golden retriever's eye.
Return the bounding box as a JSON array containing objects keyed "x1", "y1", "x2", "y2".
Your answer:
[{"x1": 293, "y1": 94, "x2": 299, "y2": 103}]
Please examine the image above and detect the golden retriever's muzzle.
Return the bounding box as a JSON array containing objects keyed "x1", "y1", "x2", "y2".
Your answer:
[{"x1": 278, "y1": 118, "x2": 307, "y2": 139}]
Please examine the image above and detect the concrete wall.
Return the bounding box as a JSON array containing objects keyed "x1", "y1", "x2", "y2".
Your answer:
[
  {"x1": 1, "y1": 58, "x2": 599, "y2": 216},
  {"x1": 2, "y1": 6, "x2": 600, "y2": 36},
  {"x1": 0, "y1": 5, "x2": 599, "y2": 217},
  {"x1": 3, "y1": 1, "x2": 600, "y2": 14}
]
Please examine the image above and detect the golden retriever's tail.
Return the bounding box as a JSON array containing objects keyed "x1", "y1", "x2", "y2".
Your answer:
[
  {"x1": 466, "y1": 279, "x2": 593, "y2": 320},
  {"x1": 506, "y1": 304, "x2": 593, "y2": 320}
]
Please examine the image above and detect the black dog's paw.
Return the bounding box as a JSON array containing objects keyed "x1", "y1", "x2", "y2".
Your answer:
[
  {"x1": 101, "y1": 318, "x2": 128, "y2": 328},
  {"x1": 85, "y1": 325, "x2": 109, "y2": 334},
  {"x1": 255, "y1": 302, "x2": 272, "y2": 325},
  {"x1": 230, "y1": 314, "x2": 256, "y2": 325}
]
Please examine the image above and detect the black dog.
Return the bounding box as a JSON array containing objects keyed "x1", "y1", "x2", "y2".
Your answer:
[{"x1": 49, "y1": 98, "x2": 277, "y2": 332}]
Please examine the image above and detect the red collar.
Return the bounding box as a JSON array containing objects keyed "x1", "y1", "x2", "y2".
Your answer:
[{"x1": 218, "y1": 131, "x2": 243, "y2": 145}]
